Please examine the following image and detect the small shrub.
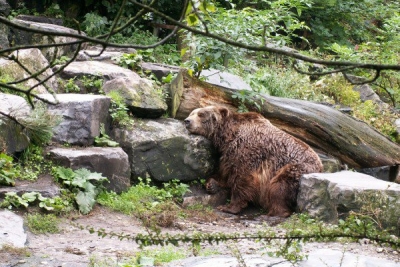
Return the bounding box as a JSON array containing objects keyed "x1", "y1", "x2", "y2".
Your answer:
[{"x1": 26, "y1": 213, "x2": 60, "y2": 234}]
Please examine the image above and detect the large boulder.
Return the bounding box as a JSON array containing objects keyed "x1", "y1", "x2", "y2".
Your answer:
[
  {"x1": 39, "y1": 94, "x2": 110, "y2": 146},
  {"x1": 0, "y1": 48, "x2": 58, "y2": 93},
  {"x1": 9, "y1": 19, "x2": 86, "y2": 61},
  {"x1": 47, "y1": 147, "x2": 131, "y2": 193},
  {"x1": 297, "y1": 171, "x2": 400, "y2": 229},
  {"x1": 112, "y1": 118, "x2": 216, "y2": 182},
  {"x1": 56, "y1": 61, "x2": 141, "y2": 83},
  {"x1": 102, "y1": 77, "x2": 168, "y2": 118},
  {"x1": 0, "y1": 210, "x2": 26, "y2": 248},
  {"x1": 0, "y1": 93, "x2": 31, "y2": 154}
]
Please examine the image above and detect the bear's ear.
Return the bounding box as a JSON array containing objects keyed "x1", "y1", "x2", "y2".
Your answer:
[{"x1": 218, "y1": 106, "x2": 229, "y2": 118}]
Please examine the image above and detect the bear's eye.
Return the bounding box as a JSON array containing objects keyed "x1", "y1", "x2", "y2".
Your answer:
[{"x1": 198, "y1": 112, "x2": 205, "y2": 118}]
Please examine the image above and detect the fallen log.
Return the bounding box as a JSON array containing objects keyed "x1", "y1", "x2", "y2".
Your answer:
[{"x1": 170, "y1": 70, "x2": 400, "y2": 170}]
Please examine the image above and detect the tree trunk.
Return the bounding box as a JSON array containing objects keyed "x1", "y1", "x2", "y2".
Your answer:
[{"x1": 170, "y1": 70, "x2": 400, "y2": 169}]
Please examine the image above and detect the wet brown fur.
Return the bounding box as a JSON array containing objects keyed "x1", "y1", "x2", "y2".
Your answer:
[{"x1": 184, "y1": 106, "x2": 323, "y2": 217}]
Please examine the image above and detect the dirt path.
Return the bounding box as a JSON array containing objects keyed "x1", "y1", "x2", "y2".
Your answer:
[{"x1": 1, "y1": 205, "x2": 399, "y2": 267}]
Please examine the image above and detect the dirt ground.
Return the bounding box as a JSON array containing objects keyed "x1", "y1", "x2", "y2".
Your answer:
[{"x1": 1, "y1": 203, "x2": 399, "y2": 267}]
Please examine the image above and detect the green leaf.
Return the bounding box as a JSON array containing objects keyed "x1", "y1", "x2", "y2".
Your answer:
[
  {"x1": 54, "y1": 167, "x2": 75, "y2": 182},
  {"x1": 75, "y1": 190, "x2": 97, "y2": 214},
  {"x1": 22, "y1": 192, "x2": 39, "y2": 202}
]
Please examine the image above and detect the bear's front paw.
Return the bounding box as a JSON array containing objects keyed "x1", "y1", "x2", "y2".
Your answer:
[
  {"x1": 205, "y1": 178, "x2": 220, "y2": 194},
  {"x1": 217, "y1": 204, "x2": 242, "y2": 214}
]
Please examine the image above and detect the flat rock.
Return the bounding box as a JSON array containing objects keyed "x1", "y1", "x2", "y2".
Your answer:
[
  {"x1": 47, "y1": 147, "x2": 131, "y2": 193},
  {"x1": 200, "y1": 69, "x2": 252, "y2": 90},
  {"x1": 39, "y1": 94, "x2": 110, "y2": 146},
  {"x1": 10, "y1": 19, "x2": 85, "y2": 61},
  {"x1": 0, "y1": 209, "x2": 26, "y2": 248},
  {"x1": 56, "y1": 61, "x2": 140, "y2": 82},
  {"x1": 166, "y1": 249, "x2": 400, "y2": 267},
  {"x1": 297, "y1": 171, "x2": 400, "y2": 225},
  {"x1": 0, "y1": 174, "x2": 60, "y2": 199}
]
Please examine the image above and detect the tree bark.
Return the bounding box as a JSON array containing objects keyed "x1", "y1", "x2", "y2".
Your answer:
[{"x1": 170, "y1": 70, "x2": 400, "y2": 169}]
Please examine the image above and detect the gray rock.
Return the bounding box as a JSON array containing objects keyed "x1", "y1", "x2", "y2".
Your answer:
[
  {"x1": 200, "y1": 69, "x2": 252, "y2": 91},
  {"x1": 48, "y1": 147, "x2": 131, "y2": 193},
  {"x1": 15, "y1": 15, "x2": 63, "y2": 25},
  {"x1": 182, "y1": 184, "x2": 228, "y2": 208},
  {"x1": 102, "y1": 77, "x2": 168, "y2": 118},
  {"x1": 39, "y1": 94, "x2": 111, "y2": 146},
  {"x1": 112, "y1": 118, "x2": 216, "y2": 182},
  {"x1": 76, "y1": 46, "x2": 136, "y2": 62},
  {"x1": 297, "y1": 171, "x2": 400, "y2": 226},
  {"x1": 359, "y1": 165, "x2": 399, "y2": 182},
  {"x1": 166, "y1": 255, "x2": 289, "y2": 267},
  {"x1": 353, "y1": 83, "x2": 382, "y2": 103},
  {"x1": 140, "y1": 62, "x2": 180, "y2": 80},
  {"x1": 0, "y1": 210, "x2": 27, "y2": 248},
  {"x1": 304, "y1": 248, "x2": 400, "y2": 267},
  {"x1": 0, "y1": 0, "x2": 11, "y2": 16},
  {"x1": 56, "y1": 61, "x2": 141, "y2": 85},
  {"x1": 0, "y1": 1, "x2": 10, "y2": 49},
  {"x1": 317, "y1": 152, "x2": 342, "y2": 173},
  {"x1": 9, "y1": 19, "x2": 86, "y2": 61},
  {"x1": 0, "y1": 93, "x2": 31, "y2": 153},
  {"x1": 0, "y1": 174, "x2": 60, "y2": 199},
  {"x1": 166, "y1": 249, "x2": 400, "y2": 267},
  {"x1": 0, "y1": 48, "x2": 58, "y2": 94}
]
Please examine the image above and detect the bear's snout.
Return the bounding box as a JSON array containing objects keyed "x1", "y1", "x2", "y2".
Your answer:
[{"x1": 184, "y1": 119, "x2": 191, "y2": 127}]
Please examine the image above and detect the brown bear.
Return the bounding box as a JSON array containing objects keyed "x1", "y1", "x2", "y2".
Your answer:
[{"x1": 184, "y1": 105, "x2": 323, "y2": 217}]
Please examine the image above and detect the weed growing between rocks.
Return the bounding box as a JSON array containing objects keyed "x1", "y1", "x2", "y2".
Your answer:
[{"x1": 106, "y1": 90, "x2": 134, "y2": 128}]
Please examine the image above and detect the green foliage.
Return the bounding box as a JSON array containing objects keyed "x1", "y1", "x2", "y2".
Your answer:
[
  {"x1": 43, "y1": 3, "x2": 64, "y2": 18},
  {"x1": 17, "y1": 145, "x2": 50, "y2": 181},
  {"x1": 353, "y1": 100, "x2": 399, "y2": 142},
  {"x1": 26, "y1": 213, "x2": 60, "y2": 235},
  {"x1": 0, "y1": 191, "x2": 71, "y2": 212},
  {"x1": 231, "y1": 90, "x2": 264, "y2": 112},
  {"x1": 138, "y1": 245, "x2": 187, "y2": 265},
  {"x1": 65, "y1": 78, "x2": 80, "y2": 93},
  {"x1": 97, "y1": 178, "x2": 190, "y2": 229},
  {"x1": 52, "y1": 167, "x2": 108, "y2": 214},
  {"x1": 81, "y1": 12, "x2": 109, "y2": 37},
  {"x1": 81, "y1": 75, "x2": 103, "y2": 92},
  {"x1": 106, "y1": 91, "x2": 133, "y2": 128},
  {"x1": 94, "y1": 124, "x2": 119, "y2": 147},
  {"x1": 0, "y1": 153, "x2": 18, "y2": 186},
  {"x1": 352, "y1": 190, "x2": 400, "y2": 232},
  {"x1": 114, "y1": 51, "x2": 155, "y2": 71},
  {"x1": 52, "y1": 56, "x2": 71, "y2": 66},
  {"x1": 183, "y1": 1, "x2": 310, "y2": 76}
]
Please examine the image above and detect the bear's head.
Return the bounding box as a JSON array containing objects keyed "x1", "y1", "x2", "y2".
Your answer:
[{"x1": 184, "y1": 106, "x2": 230, "y2": 137}]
